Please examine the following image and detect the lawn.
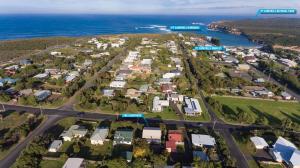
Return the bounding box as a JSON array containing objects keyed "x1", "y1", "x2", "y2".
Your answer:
[
  {"x1": 213, "y1": 96, "x2": 300, "y2": 127},
  {"x1": 145, "y1": 107, "x2": 180, "y2": 120},
  {"x1": 40, "y1": 159, "x2": 65, "y2": 168},
  {"x1": 0, "y1": 111, "x2": 29, "y2": 130}
]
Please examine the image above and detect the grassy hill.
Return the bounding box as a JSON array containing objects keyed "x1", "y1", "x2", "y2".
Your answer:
[
  {"x1": 0, "y1": 37, "x2": 76, "y2": 64},
  {"x1": 213, "y1": 18, "x2": 300, "y2": 46}
]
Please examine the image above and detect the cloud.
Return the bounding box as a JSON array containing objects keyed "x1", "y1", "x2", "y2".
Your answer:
[{"x1": 0, "y1": 0, "x2": 299, "y2": 15}]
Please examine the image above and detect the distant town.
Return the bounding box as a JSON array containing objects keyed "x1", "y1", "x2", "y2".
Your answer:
[{"x1": 0, "y1": 33, "x2": 299, "y2": 168}]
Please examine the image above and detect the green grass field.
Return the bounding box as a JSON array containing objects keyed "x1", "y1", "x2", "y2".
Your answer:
[
  {"x1": 40, "y1": 160, "x2": 65, "y2": 168},
  {"x1": 213, "y1": 96, "x2": 300, "y2": 127}
]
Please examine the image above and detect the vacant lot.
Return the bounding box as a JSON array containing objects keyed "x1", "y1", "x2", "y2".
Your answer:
[{"x1": 214, "y1": 96, "x2": 300, "y2": 127}]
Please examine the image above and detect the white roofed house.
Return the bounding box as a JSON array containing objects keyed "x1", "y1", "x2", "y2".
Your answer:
[
  {"x1": 90, "y1": 127, "x2": 109, "y2": 145},
  {"x1": 48, "y1": 140, "x2": 63, "y2": 153},
  {"x1": 65, "y1": 71, "x2": 80, "y2": 83},
  {"x1": 281, "y1": 91, "x2": 292, "y2": 100},
  {"x1": 34, "y1": 90, "x2": 51, "y2": 101},
  {"x1": 184, "y1": 97, "x2": 202, "y2": 116},
  {"x1": 152, "y1": 96, "x2": 169, "y2": 112},
  {"x1": 192, "y1": 134, "x2": 216, "y2": 148},
  {"x1": 142, "y1": 127, "x2": 162, "y2": 144},
  {"x1": 33, "y1": 72, "x2": 50, "y2": 80},
  {"x1": 269, "y1": 136, "x2": 300, "y2": 168},
  {"x1": 83, "y1": 59, "x2": 93, "y2": 68},
  {"x1": 60, "y1": 125, "x2": 88, "y2": 142},
  {"x1": 110, "y1": 80, "x2": 126, "y2": 88},
  {"x1": 62, "y1": 158, "x2": 85, "y2": 168},
  {"x1": 250, "y1": 136, "x2": 269, "y2": 149}
]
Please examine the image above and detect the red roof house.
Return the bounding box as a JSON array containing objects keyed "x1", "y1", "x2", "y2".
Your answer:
[{"x1": 166, "y1": 130, "x2": 184, "y2": 153}]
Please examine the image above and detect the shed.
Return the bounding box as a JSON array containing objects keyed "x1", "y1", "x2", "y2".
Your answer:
[{"x1": 250, "y1": 136, "x2": 268, "y2": 149}]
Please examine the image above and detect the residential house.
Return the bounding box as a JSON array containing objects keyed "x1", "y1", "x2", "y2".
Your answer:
[
  {"x1": 62, "y1": 158, "x2": 85, "y2": 168},
  {"x1": 193, "y1": 151, "x2": 209, "y2": 161},
  {"x1": 158, "y1": 78, "x2": 172, "y2": 85},
  {"x1": 19, "y1": 89, "x2": 33, "y2": 96},
  {"x1": 90, "y1": 127, "x2": 109, "y2": 145},
  {"x1": 33, "y1": 72, "x2": 49, "y2": 80},
  {"x1": 126, "y1": 89, "x2": 141, "y2": 99},
  {"x1": 237, "y1": 64, "x2": 250, "y2": 71},
  {"x1": 167, "y1": 93, "x2": 184, "y2": 103},
  {"x1": 50, "y1": 51, "x2": 62, "y2": 56},
  {"x1": 48, "y1": 140, "x2": 63, "y2": 152},
  {"x1": 184, "y1": 97, "x2": 202, "y2": 116},
  {"x1": 34, "y1": 90, "x2": 51, "y2": 101},
  {"x1": 166, "y1": 130, "x2": 184, "y2": 153},
  {"x1": 281, "y1": 92, "x2": 292, "y2": 100},
  {"x1": 83, "y1": 59, "x2": 93, "y2": 67},
  {"x1": 163, "y1": 70, "x2": 181, "y2": 79},
  {"x1": 139, "y1": 84, "x2": 150, "y2": 93},
  {"x1": 60, "y1": 125, "x2": 88, "y2": 141},
  {"x1": 4, "y1": 65, "x2": 19, "y2": 75},
  {"x1": 141, "y1": 59, "x2": 152, "y2": 66},
  {"x1": 279, "y1": 59, "x2": 297, "y2": 68},
  {"x1": 254, "y1": 78, "x2": 265, "y2": 83},
  {"x1": 161, "y1": 84, "x2": 174, "y2": 93},
  {"x1": 110, "y1": 81, "x2": 126, "y2": 88},
  {"x1": 142, "y1": 127, "x2": 161, "y2": 144},
  {"x1": 244, "y1": 56, "x2": 257, "y2": 63},
  {"x1": 19, "y1": 59, "x2": 32, "y2": 66},
  {"x1": 113, "y1": 130, "x2": 133, "y2": 145},
  {"x1": 250, "y1": 136, "x2": 268, "y2": 149},
  {"x1": 269, "y1": 136, "x2": 300, "y2": 168},
  {"x1": 192, "y1": 134, "x2": 216, "y2": 148},
  {"x1": 152, "y1": 96, "x2": 169, "y2": 112},
  {"x1": 103, "y1": 89, "x2": 115, "y2": 97},
  {"x1": 65, "y1": 71, "x2": 80, "y2": 83}
]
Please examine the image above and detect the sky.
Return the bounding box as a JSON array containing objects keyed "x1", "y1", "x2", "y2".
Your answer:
[{"x1": 0, "y1": 0, "x2": 299, "y2": 15}]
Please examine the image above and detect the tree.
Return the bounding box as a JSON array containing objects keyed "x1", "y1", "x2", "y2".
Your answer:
[
  {"x1": 133, "y1": 139, "x2": 150, "y2": 158},
  {"x1": 73, "y1": 142, "x2": 80, "y2": 154},
  {"x1": 282, "y1": 118, "x2": 293, "y2": 132},
  {"x1": 105, "y1": 158, "x2": 128, "y2": 168}
]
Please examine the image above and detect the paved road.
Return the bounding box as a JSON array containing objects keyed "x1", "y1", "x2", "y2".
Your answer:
[
  {"x1": 59, "y1": 48, "x2": 127, "y2": 111},
  {"x1": 0, "y1": 103, "x2": 275, "y2": 168},
  {"x1": 0, "y1": 115, "x2": 62, "y2": 168},
  {"x1": 180, "y1": 42, "x2": 250, "y2": 168}
]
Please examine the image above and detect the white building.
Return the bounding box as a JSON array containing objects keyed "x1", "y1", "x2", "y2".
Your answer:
[
  {"x1": 184, "y1": 97, "x2": 202, "y2": 116},
  {"x1": 192, "y1": 134, "x2": 216, "y2": 147},
  {"x1": 33, "y1": 73, "x2": 49, "y2": 80},
  {"x1": 48, "y1": 140, "x2": 63, "y2": 152},
  {"x1": 110, "y1": 81, "x2": 126, "y2": 88},
  {"x1": 62, "y1": 158, "x2": 85, "y2": 168},
  {"x1": 250, "y1": 136, "x2": 268, "y2": 149},
  {"x1": 124, "y1": 51, "x2": 140, "y2": 63},
  {"x1": 270, "y1": 136, "x2": 299, "y2": 167},
  {"x1": 60, "y1": 125, "x2": 88, "y2": 141},
  {"x1": 90, "y1": 127, "x2": 109, "y2": 145},
  {"x1": 279, "y1": 58, "x2": 297, "y2": 68},
  {"x1": 152, "y1": 96, "x2": 169, "y2": 112},
  {"x1": 142, "y1": 127, "x2": 162, "y2": 144}
]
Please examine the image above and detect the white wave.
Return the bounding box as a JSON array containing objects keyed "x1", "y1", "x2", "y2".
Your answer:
[{"x1": 192, "y1": 22, "x2": 205, "y2": 26}]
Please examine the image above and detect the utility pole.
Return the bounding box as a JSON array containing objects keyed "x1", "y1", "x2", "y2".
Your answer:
[
  {"x1": 1, "y1": 103, "x2": 5, "y2": 112},
  {"x1": 39, "y1": 104, "x2": 43, "y2": 116}
]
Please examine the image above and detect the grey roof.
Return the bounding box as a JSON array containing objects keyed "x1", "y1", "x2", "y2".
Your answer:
[
  {"x1": 90, "y1": 127, "x2": 109, "y2": 142},
  {"x1": 192, "y1": 134, "x2": 216, "y2": 147},
  {"x1": 49, "y1": 140, "x2": 62, "y2": 150},
  {"x1": 113, "y1": 130, "x2": 133, "y2": 144}
]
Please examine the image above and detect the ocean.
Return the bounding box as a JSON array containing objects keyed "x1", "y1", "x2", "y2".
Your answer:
[{"x1": 0, "y1": 15, "x2": 257, "y2": 46}]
